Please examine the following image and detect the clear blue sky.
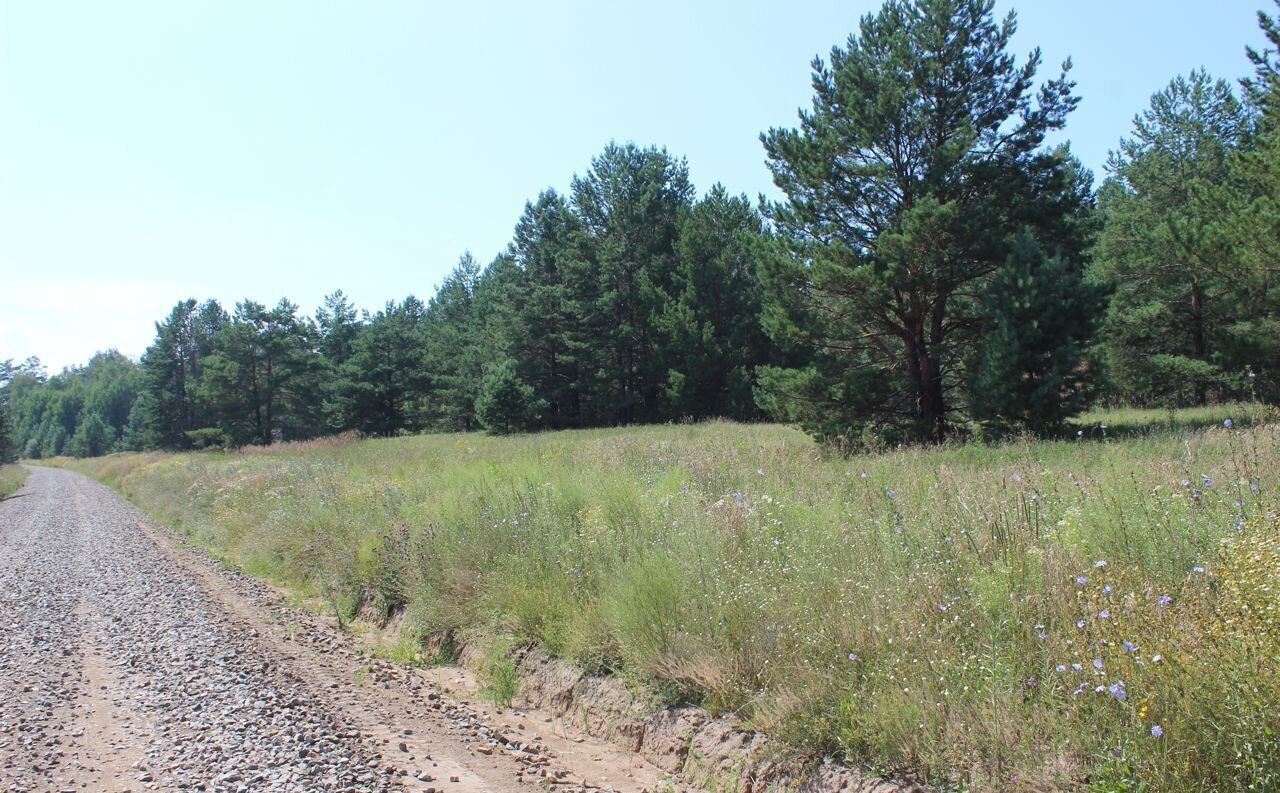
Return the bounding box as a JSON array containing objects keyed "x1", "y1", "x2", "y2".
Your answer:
[{"x1": 0, "y1": 0, "x2": 1267, "y2": 371}]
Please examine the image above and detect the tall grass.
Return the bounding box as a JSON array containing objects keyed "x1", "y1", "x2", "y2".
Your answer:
[
  {"x1": 63, "y1": 405, "x2": 1280, "y2": 791},
  {"x1": 0, "y1": 464, "x2": 28, "y2": 499}
]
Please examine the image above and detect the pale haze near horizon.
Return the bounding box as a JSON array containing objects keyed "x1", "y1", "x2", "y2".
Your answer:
[{"x1": 0, "y1": 0, "x2": 1266, "y2": 372}]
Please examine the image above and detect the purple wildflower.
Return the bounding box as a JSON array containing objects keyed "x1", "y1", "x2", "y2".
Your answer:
[
  {"x1": 1151, "y1": 725, "x2": 1164, "y2": 738},
  {"x1": 1157, "y1": 594, "x2": 1173, "y2": 606}
]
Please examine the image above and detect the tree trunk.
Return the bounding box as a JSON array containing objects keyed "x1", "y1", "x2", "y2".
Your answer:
[
  {"x1": 904, "y1": 317, "x2": 947, "y2": 442},
  {"x1": 1190, "y1": 280, "x2": 1207, "y2": 405}
]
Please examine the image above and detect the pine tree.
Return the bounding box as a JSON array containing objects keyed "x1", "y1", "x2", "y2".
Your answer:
[
  {"x1": 316, "y1": 290, "x2": 364, "y2": 430},
  {"x1": 67, "y1": 412, "x2": 111, "y2": 458},
  {"x1": 335, "y1": 297, "x2": 430, "y2": 436},
  {"x1": 475, "y1": 360, "x2": 544, "y2": 435},
  {"x1": 970, "y1": 231, "x2": 1099, "y2": 436},
  {"x1": 423, "y1": 254, "x2": 486, "y2": 431},
  {"x1": 200, "y1": 300, "x2": 324, "y2": 446},
  {"x1": 507, "y1": 191, "x2": 597, "y2": 429},
  {"x1": 571, "y1": 142, "x2": 695, "y2": 425},
  {"x1": 139, "y1": 299, "x2": 227, "y2": 447},
  {"x1": 758, "y1": 0, "x2": 1079, "y2": 444},
  {"x1": 1091, "y1": 70, "x2": 1250, "y2": 404},
  {"x1": 661, "y1": 186, "x2": 771, "y2": 420}
]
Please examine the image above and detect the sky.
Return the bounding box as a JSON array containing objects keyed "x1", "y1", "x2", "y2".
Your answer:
[{"x1": 0, "y1": 0, "x2": 1269, "y2": 372}]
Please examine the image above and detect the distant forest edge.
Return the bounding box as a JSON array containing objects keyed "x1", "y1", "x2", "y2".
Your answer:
[{"x1": 4, "y1": 0, "x2": 1280, "y2": 461}]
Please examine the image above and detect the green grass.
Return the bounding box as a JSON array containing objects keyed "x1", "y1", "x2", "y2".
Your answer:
[
  {"x1": 0, "y1": 464, "x2": 28, "y2": 499},
  {"x1": 59, "y1": 405, "x2": 1280, "y2": 791}
]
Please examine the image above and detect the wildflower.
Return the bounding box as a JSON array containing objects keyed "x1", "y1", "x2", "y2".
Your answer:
[
  {"x1": 848, "y1": 652, "x2": 858, "y2": 662},
  {"x1": 756, "y1": 468, "x2": 765, "y2": 477},
  {"x1": 1099, "y1": 609, "x2": 1111, "y2": 619},
  {"x1": 1157, "y1": 594, "x2": 1173, "y2": 606},
  {"x1": 1093, "y1": 658, "x2": 1104, "y2": 670},
  {"x1": 1076, "y1": 620, "x2": 1086, "y2": 629},
  {"x1": 1037, "y1": 631, "x2": 1048, "y2": 640},
  {"x1": 1201, "y1": 474, "x2": 1213, "y2": 488},
  {"x1": 1180, "y1": 478, "x2": 1191, "y2": 487},
  {"x1": 1095, "y1": 560, "x2": 1108, "y2": 568},
  {"x1": 1072, "y1": 663, "x2": 1083, "y2": 671},
  {"x1": 732, "y1": 491, "x2": 743, "y2": 502},
  {"x1": 1151, "y1": 725, "x2": 1164, "y2": 738},
  {"x1": 1223, "y1": 418, "x2": 1233, "y2": 428},
  {"x1": 1193, "y1": 565, "x2": 1205, "y2": 574},
  {"x1": 1076, "y1": 576, "x2": 1088, "y2": 585},
  {"x1": 1251, "y1": 481, "x2": 1260, "y2": 492},
  {"x1": 1056, "y1": 664, "x2": 1067, "y2": 672},
  {"x1": 884, "y1": 487, "x2": 895, "y2": 499},
  {"x1": 1123, "y1": 641, "x2": 1138, "y2": 652},
  {"x1": 939, "y1": 603, "x2": 949, "y2": 612},
  {"x1": 1108, "y1": 681, "x2": 1127, "y2": 701},
  {"x1": 1103, "y1": 585, "x2": 1112, "y2": 594},
  {"x1": 1152, "y1": 654, "x2": 1162, "y2": 663}
]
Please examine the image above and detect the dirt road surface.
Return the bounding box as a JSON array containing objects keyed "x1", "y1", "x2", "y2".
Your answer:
[{"x1": 0, "y1": 467, "x2": 672, "y2": 793}]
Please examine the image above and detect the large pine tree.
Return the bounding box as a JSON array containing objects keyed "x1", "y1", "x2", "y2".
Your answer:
[{"x1": 758, "y1": 0, "x2": 1079, "y2": 444}]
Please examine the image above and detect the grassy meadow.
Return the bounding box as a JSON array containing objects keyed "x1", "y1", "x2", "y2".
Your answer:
[
  {"x1": 0, "y1": 464, "x2": 28, "y2": 499},
  {"x1": 57, "y1": 405, "x2": 1280, "y2": 791}
]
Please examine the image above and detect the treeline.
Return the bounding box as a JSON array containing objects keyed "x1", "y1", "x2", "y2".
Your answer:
[
  {"x1": 4, "y1": 0, "x2": 1280, "y2": 458},
  {"x1": 3, "y1": 144, "x2": 775, "y2": 455}
]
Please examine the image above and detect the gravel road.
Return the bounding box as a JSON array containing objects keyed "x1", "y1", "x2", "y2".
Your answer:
[
  {"x1": 0, "y1": 466, "x2": 414, "y2": 792},
  {"x1": 0, "y1": 467, "x2": 670, "y2": 793}
]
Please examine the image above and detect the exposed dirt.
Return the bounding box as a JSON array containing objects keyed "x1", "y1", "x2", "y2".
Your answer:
[{"x1": 0, "y1": 467, "x2": 680, "y2": 793}]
